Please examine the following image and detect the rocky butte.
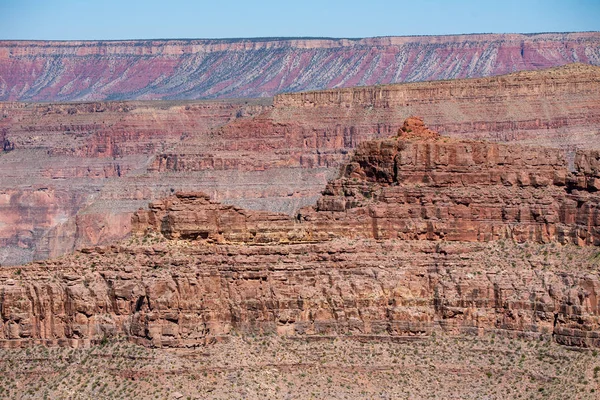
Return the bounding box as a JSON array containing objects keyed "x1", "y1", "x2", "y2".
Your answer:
[
  {"x1": 1, "y1": 118, "x2": 599, "y2": 350},
  {"x1": 0, "y1": 32, "x2": 599, "y2": 101}
]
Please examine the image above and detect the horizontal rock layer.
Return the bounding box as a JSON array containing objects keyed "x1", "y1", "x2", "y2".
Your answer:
[
  {"x1": 0, "y1": 99, "x2": 272, "y2": 265},
  {"x1": 1, "y1": 240, "x2": 599, "y2": 349},
  {"x1": 1, "y1": 65, "x2": 600, "y2": 265},
  {"x1": 135, "y1": 120, "x2": 600, "y2": 246},
  {"x1": 310, "y1": 140, "x2": 600, "y2": 245},
  {"x1": 1, "y1": 124, "x2": 600, "y2": 349},
  {"x1": 1, "y1": 33, "x2": 599, "y2": 101}
]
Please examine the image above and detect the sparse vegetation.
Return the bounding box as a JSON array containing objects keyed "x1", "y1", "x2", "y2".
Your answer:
[{"x1": 0, "y1": 333, "x2": 598, "y2": 399}]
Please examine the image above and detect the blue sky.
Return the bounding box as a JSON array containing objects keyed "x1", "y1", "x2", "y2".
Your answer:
[{"x1": 1, "y1": 0, "x2": 599, "y2": 40}]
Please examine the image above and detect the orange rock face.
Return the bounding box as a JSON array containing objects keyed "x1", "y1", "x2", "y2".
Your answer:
[
  {"x1": 5, "y1": 240, "x2": 600, "y2": 349},
  {"x1": 132, "y1": 192, "x2": 320, "y2": 244},
  {"x1": 311, "y1": 137, "x2": 600, "y2": 246},
  {"x1": 397, "y1": 116, "x2": 440, "y2": 140},
  {"x1": 1, "y1": 122, "x2": 600, "y2": 350}
]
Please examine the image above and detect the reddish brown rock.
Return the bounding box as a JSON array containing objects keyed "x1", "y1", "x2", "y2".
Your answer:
[
  {"x1": 0, "y1": 99, "x2": 270, "y2": 265},
  {"x1": 132, "y1": 192, "x2": 323, "y2": 244},
  {"x1": 0, "y1": 235, "x2": 599, "y2": 349},
  {"x1": 135, "y1": 119, "x2": 600, "y2": 246},
  {"x1": 397, "y1": 116, "x2": 439, "y2": 140},
  {"x1": 1, "y1": 65, "x2": 600, "y2": 265},
  {"x1": 1, "y1": 123, "x2": 600, "y2": 350},
  {"x1": 310, "y1": 135, "x2": 600, "y2": 246}
]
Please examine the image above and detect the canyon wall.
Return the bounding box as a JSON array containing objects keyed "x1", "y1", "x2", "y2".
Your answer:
[
  {"x1": 1, "y1": 64, "x2": 599, "y2": 265},
  {"x1": 2, "y1": 239, "x2": 599, "y2": 349},
  {"x1": 135, "y1": 118, "x2": 600, "y2": 246},
  {"x1": 0, "y1": 99, "x2": 272, "y2": 265},
  {"x1": 1, "y1": 124, "x2": 599, "y2": 349},
  {"x1": 269, "y1": 63, "x2": 600, "y2": 149},
  {"x1": 1, "y1": 33, "x2": 599, "y2": 101}
]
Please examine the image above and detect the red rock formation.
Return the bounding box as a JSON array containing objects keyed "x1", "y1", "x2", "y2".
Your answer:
[
  {"x1": 0, "y1": 99, "x2": 270, "y2": 265},
  {"x1": 397, "y1": 116, "x2": 439, "y2": 140},
  {"x1": 1, "y1": 33, "x2": 599, "y2": 101},
  {"x1": 1, "y1": 65, "x2": 600, "y2": 266},
  {"x1": 1, "y1": 122, "x2": 600, "y2": 350},
  {"x1": 132, "y1": 192, "x2": 322, "y2": 244},
  {"x1": 309, "y1": 133, "x2": 600, "y2": 246},
  {"x1": 135, "y1": 118, "x2": 600, "y2": 246},
  {"x1": 3, "y1": 240, "x2": 599, "y2": 349},
  {"x1": 272, "y1": 63, "x2": 600, "y2": 148}
]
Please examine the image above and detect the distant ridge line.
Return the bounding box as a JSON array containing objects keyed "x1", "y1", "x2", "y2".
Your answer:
[
  {"x1": 1, "y1": 31, "x2": 599, "y2": 43},
  {"x1": 0, "y1": 32, "x2": 598, "y2": 101}
]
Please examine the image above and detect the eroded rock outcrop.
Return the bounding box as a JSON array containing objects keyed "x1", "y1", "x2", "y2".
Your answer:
[
  {"x1": 2, "y1": 64, "x2": 600, "y2": 266},
  {"x1": 1, "y1": 119, "x2": 598, "y2": 350},
  {"x1": 132, "y1": 192, "x2": 324, "y2": 244},
  {"x1": 2, "y1": 240, "x2": 599, "y2": 349},
  {"x1": 136, "y1": 118, "x2": 600, "y2": 246}
]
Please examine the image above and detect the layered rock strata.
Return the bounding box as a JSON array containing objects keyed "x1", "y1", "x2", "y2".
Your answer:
[
  {"x1": 268, "y1": 63, "x2": 600, "y2": 149},
  {"x1": 0, "y1": 99, "x2": 271, "y2": 265},
  {"x1": 1, "y1": 240, "x2": 599, "y2": 349},
  {"x1": 1, "y1": 33, "x2": 599, "y2": 101},
  {"x1": 1, "y1": 120, "x2": 599, "y2": 349},
  {"x1": 1, "y1": 64, "x2": 600, "y2": 265},
  {"x1": 136, "y1": 118, "x2": 600, "y2": 246}
]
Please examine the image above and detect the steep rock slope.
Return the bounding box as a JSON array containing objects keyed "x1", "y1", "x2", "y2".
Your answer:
[
  {"x1": 1, "y1": 33, "x2": 599, "y2": 101},
  {"x1": 268, "y1": 63, "x2": 600, "y2": 149},
  {"x1": 1, "y1": 64, "x2": 599, "y2": 265},
  {"x1": 1, "y1": 120, "x2": 599, "y2": 349}
]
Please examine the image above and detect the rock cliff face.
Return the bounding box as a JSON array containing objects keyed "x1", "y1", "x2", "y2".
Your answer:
[
  {"x1": 269, "y1": 63, "x2": 600, "y2": 149},
  {"x1": 1, "y1": 120, "x2": 599, "y2": 349},
  {"x1": 0, "y1": 99, "x2": 271, "y2": 265},
  {"x1": 136, "y1": 118, "x2": 600, "y2": 246},
  {"x1": 1, "y1": 33, "x2": 599, "y2": 101},
  {"x1": 1, "y1": 64, "x2": 599, "y2": 265}
]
